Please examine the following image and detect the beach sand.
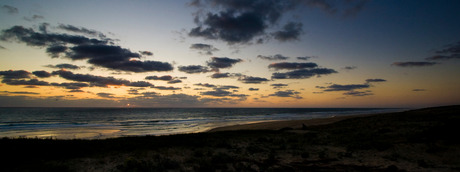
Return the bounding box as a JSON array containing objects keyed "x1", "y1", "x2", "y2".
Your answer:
[
  {"x1": 208, "y1": 113, "x2": 378, "y2": 132},
  {"x1": 1, "y1": 105, "x2": 459, "y2": 172}
]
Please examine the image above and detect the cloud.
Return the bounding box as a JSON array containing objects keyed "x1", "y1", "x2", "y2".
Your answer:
[
  {"x1": 248, "y1": 88, "x2": 259, "y2": 91},
  {"x1": 322, "y1": 84, "x2": 370, "y2": 91},
  {"x1": 2, "y1": 91, "x2": 39, "y2": 95},
  {"x1": 45, "y1": 63, "x2": 81, "y2": 70},
  {"x1": 207, "y1": 57, "x2": 242, "y2": 69},
  {"x1": 343, "y1": 66, "x2": 357, "y2": 70},
  {"x1": 68, "y1": 44, "x2": 173, "y2": 72},
  {"x1": 201, "y1": 89, "x2": 232, "y2": 97},
  {"x1": 425, "y1": 42, "x2": 460, "y2": 61},
  {"x1": 218, "y1": 85, "x2": 239, "y2": 90},
  {"x1": 97, "y1": 92, "x2": 117, "y2": 98},
  {"x1": 152, "y1": 86, "x2": 181, "y2": 90},
  {"x1": 0, "y1": 45, "x2": 6, "y2": 49},
  {"x1": 271, "y1": 83, "x2": 288, "y2": 89},
  {"x1": 139, "y1": 51, "x2": 153, "y2": 56},
  {"x1": 51, "y1": 82, "x2": 89, "y2": 89},
  {"x1": 178, "y1": 65, "x2": 211, "y2": 74},
  {"x1": 190, "y1": 43, "x2": 219, "y2": 55},
  {"x1": 365, "y1": 78, "x2": 387, "y2": 83},
  {"x1": 52, "y1": 70, "x2": 151, "y2": 87},
  {"x1": 297, "y1": 56, "x2": 313, "y2": 61},
  {"x1": 392, "y1": 61, "x2": 437, "y2": 67},
  {"x1": 58, "y1": 24, "x2": 107, "y2": 38},
  {"x1": 272, "y1": 68, "x2": 337, "y2": 79},
  {"x1": 2, "y1": 79, "x2": 50, "y2": 86},
  {"x1": 343, "y1": 90, "x2": 373, "y2": 96},
  {"x1": 167, "y1": 79, "x2": 182, "y2": 84},
  {"x1": 145, "y1": 75, "x2": 173, "y2": 81},
  {"x1": 210, "y1": 72, "x2": 242, "y2": 79},
  {"x1": 412, "y1": 89, "x2": 426, "y2": 92},
  {"x1": 23, "y1": 15, "x2": 44, "y2": 21},
  {"x1": 189, "y1": 0, "x2": 368, "y2": 44},
  {"x1": 238, "y1": 76, "x2": 269, "y2": 84},
  {"x1": 269, "y1": 90, "x2": 302, "y2": 99},
  {"x1": 257, "y1": 54, "x2": 289, "y2": 61},
  {"x1": 194, "y1": 83, "x2": 216, "y2": 88},
  {"x1": 268, "y1": 62, "x2": 318, "y2": 70},
  {"x1": 272, "y1": 22, "x2": 303, "y2": 42},
  {"x1": 0, "y1": 25, "x2": 173, "y2": 73},
  {"x1": 32, "y1": 70, "x2": 52, "y2": 78},
  {"x1": 2, "y1": 5, "x2": 18, "y2": 14},
  {"x1": 0, "y1": 70, "x2": 31, "y2": 79}
]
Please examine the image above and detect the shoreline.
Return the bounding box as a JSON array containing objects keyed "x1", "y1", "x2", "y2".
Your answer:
[{"x1": 207, "y1": 112, "x2": 383, "y2": 132}]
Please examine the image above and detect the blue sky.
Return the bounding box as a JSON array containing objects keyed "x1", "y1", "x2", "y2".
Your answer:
[{"x1": 0, "y1": 0, "x2": 459, "y2": 108}]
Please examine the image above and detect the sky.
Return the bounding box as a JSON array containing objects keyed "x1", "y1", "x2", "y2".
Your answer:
[{"x1": 0, "y1": 0, "x2": 459, "y2": 108}]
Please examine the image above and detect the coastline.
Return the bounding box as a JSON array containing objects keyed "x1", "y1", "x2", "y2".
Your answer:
[
  {"x1": 207, "y1": 113, "x2": 381, "y2": 132},
  {"x1": 1, "y1": 105, "x2": 459, "y2": 171}
]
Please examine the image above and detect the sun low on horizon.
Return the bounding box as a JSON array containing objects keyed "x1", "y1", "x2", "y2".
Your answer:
[{"x1": 0, "y1": 0, "x2": 459, "y2": 108}]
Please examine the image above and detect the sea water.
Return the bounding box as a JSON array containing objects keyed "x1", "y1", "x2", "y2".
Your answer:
[{"x1": 0, "y1": 107, "x2": 402, "y2": 139}]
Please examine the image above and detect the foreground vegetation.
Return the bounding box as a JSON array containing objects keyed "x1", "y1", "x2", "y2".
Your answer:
[{"x1": 1, "y1": 105, "x2": 459, "y2": 171}]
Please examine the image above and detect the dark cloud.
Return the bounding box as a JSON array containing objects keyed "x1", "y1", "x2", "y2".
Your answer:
[
  {"x1": 365, "y1": 78, "x2": 386, "y2": 83},
  {"x1": 1, "y1": 91, "x2": 39, "y2": 95},
  {"x1": 271, "y1": 83, "x2": 288, "y2": 88},
  {"x1": 248, "y1": 88, "x2": 259, "y2": 91},
  {"x1": 152, "y1": 86, "x2": 182, "y2": 90},
  {"x1": 97, "y1": 92, "x2": 117, "y2": 98},
  {"x1": 45, "y1": 63, "x2": 81, "y2": 70},
  {"x1": 2, "y1": 79, "x2": 50, "y2": 86},
  {"x1": 189, "y1": 0, "x2": 368, "y2": 44},
  {"x1": 0, "y1": 70, "x2": 31, "y2": 79},
  {"x1": 0, "y1": 45, "x2": 6, "y2": 49},
  {"x1": 257, "y1": 54, "x2": 289, "y2": 61},
  {"x1": 2, "y1": 5, "x2": 18, "y2": 14},
  {"x1": 145, "y1": 75, "x2": 173, "y2": 81},
  {"x1": 0, "y1": 25, "x2": 173, "y2": 73},
  {"x1": 51, "y1": 82, "x2": 89, "y2": 89},
  {"x1": 46, "y1": 45, "x2": 68, "y2": 58},
  {"x1": 392, "y1": 61, "x2": 437, "y2": 67},
  {"x1": 58, "y1": 24, "x2": 106, "y2": 38},
  {"x1": 343, "y1": 90, "x2": 373, "y2": 96},
  {"x1": 425, "y1": 54, "x2": 460, "y2": 61},
  {"x1": 297, "y1": 56, "x2": 313, "y2": 61},
  {"x1": 210, "y1": 72, "x2": 242, "y2": 79},
  {"x1": 425, "y1": 41, "x2": 460, "y2": 60},
  {"x1": 178, "y1": 65, "x2": 211, "y2": 74},
  {"x1": 190, "y1": 43, "x2": 219, "y2": 55},
  {"x1": 343, "y1": 66, "x2": 357, "y2": 70},
  {"x1": 68, "y1": 89, "x2": 84, "y2": 93},
  {"x1": 272, "y1": 68, "x2": 337, "y2": 79},
  {"x1": 219, "y1": 85, "x2": 239, "y2": 90},
  {"x1": 24, "y1": 15, "x2": 44, "y2": 21},
  {"x1": 167, "y1": 79, "x2": 182, "y2": 84},
  {"x1": 269, "y1": 90, "x2": 302, "y2": 99},
  {"x1": 238, "y1": 76, "x2": 269, "y2": 84},
  {"x1": 194, "y1": 83, "x2": 216, "y2": 88},
  {"x1": 68, "y1": 44, "x2": 173, "y2": 72},
  {"x1": 201, "y1": 89, "x2": 232, "y2": 97},
  {"x1": 139, "y1": 51, "x2": 153, "y2": 56},
  {"x1": 32, "y1": 70, "x2": 52, "y2": 78},
  {"x1": 322, "y1": 84, "x2": 370, "y2": 91},
  {"x1": 52, "y1": 70, "x2": 151, "y2": 87},
  {"x1": 272, "y1": 22, "x2": 303, "y2": 42},
  {"x1": 207, "y1": 57, "x2": 242, "y2": 69},
  {"x1": 127, "y1": 81, "x2": 153, "y2": 87},
  {"x1": 268, "y1": 62, "x2": 318, "y2": 70},
  {"x1": 412, "y1": 89, "x2": 426, "y2": 92}
]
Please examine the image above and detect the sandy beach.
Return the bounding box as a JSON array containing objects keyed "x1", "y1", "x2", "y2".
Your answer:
[
  {"x1": 208, "y1": 113, "x2": 379, "y2": 132},
  {"x1": 1, "y1": 105, "x2": 459, "y2": 172}
]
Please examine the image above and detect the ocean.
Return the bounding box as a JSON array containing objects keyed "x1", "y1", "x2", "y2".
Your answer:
[{"x1": 0, "y1": 107, "x2": 402, "y2": 139}]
